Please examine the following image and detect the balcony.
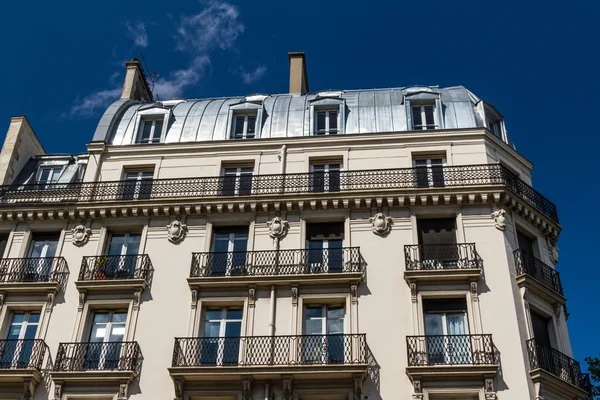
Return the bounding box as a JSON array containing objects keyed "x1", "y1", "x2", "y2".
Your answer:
[
  {"x1": 514, "y1": 250, "x2": 565, "y2": 304},
  {"x1": 0, "y1": 257, "x2": 68, "y2": 295},
  {"x1": 404, "y1": 243, "x2": 482, "y2": 284},
  {"x1": 0, "y1": 339, "x2": 48, "y2": 396},
  {"x1": 0, "y1": 164, "x2": 559, "y2": 225},
  {"x1": 169, "y1": 334, "x2": 368, "y2": 382},
  {"x1": 52, "y1": 341, "x2": 141, "y2": 385},
  {"x1": 406, "y1": 334, "x2": 499, "y2": 378},
  {"x1": 526, "y1": 339, "x2": 591, "y2": 398},
  {"x1": 75, "y1": 254, "x2": 153, "y2": 293},
  {"x1": 188, "y1": 247, "x2": 365, "y2": 287}
]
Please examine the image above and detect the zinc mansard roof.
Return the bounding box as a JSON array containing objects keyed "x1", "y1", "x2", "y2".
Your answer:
[{"x1": 94, "y1": 85, "x2": 506, "y2": 145}]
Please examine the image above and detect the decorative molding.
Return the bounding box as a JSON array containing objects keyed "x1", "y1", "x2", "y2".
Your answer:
[
  {"x1": 291, "y1": 286, "x2": 298, "y2": 306},
  {"x1": 412, "y1": 379, "x2": 423, "y2": 399},
  {"x1": 191, "y1": 289, "x2": 198, "y2": 310},
  {"x1": 485, "y1": 378, "x2": 497, "y2": 400},
  {"x1": 282, "y1": 376, "x2": 293, "y2": 400},
  {"x1": 167, "y1": 219, "x2": 187, "y2": 243},
  {"x1": 350, "y1": 284, "x2": 358, "y2": 305},
  {"x1": 118, "y1": 383, "x2": 128, "y2": 400},
  {"x1": 46, "y1": 293, "x2": 55, "y2": 313},
  {"x1": 0, "y1": 292, "x2": 5, "y2": 309},
  {"x1": 53, "y1": 382, "x2": 63, "y2": 400},
  {"x1": 248, "y1": 287, "x2": 256, "y2": 308},
  {"x1": 353, "y1": 373, "x2": 364, "y2": 400},
  {"x1": 71, "y1": 224, "x2": 91, "y2": 246},
  {"x1": 78, "y1": 291, "x2": 86, "y2": 311},
  {"x1": 550, "y1": 244, "x2": 559, "y2": 265},
  {"x1": 173, "y1": 377, "x2": 184, "y2": 400},
  {"x1": 267, "y1": 216, "x2": 289, "y2": 240},
  {"x1": 491, "y1": 209, "x2": 507, "y2": 231},
  {"x1": 370, "y1": 212, "x2": 393, "y2": 236},
  {"x1": 410, "y1": 283, "x2": 417, "y2": 303},
  {"x1": 23, "y1": 379, "x2": 33, "y2": 400},
  {"x1": 133, "y1": 290, "x2": 142, "y2": 311},
  {"x1": 242, "y1": 377, "x2": 253, "y2": 400},
  {"x1": 471, "y1": 281, "x2": 479, "y2": 301}
]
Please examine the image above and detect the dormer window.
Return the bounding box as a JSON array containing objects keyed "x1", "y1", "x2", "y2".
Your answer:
[
  {"x1": 483, "y1": 103, "x2": 506, "y2": 141},
  {"x1": 231, "y1": 114, "x2": 257, "y2": 139},
  {"x1": 137, "y1": 118, "x2": 164, "y2": 144},
  {"x1": 37, "y1": 167, "x2": 63, "y2": 184},
  {"x1": 411, "y1": 104, "x2": 437, "y2": 130},
  {"x1": 315, "y1": 110, "x2": 339, "y2": 135}
]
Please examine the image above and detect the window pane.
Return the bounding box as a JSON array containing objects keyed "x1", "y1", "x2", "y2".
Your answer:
[
  {"x1": 28, "y1": 313, "x2": 41, "y2": 324},
  {"x1": 234, "y1": 116, "x2": 245, "y2": 136},
  {"x1": 424, "y1": 105, "x2": 435, "y2": 128},
  {"x1": 246, "y1": 116, "x2": 256, "y2": 135},
  {"x1": 11, "y1": 313, "x2": 25, "y2": 324},
  {"x1": 205, "y1": 310, "x2": 222, "y2": 321},
  {"x1": 328, "y1": 111, "x2": 338, "y2": 131},
  {"x1": 140, "y1": 121, "x2": 152, "y2": 142},
  {"x1": 412, "y1": 106, "x2": 423, "y2": 128},
  {"x1": 425, "y1": 314, "x2": 444, "y2": 335},
  {"x1": 93, "y1": 313, "x2": 110, "y2": 323},
  {"x1": 39, "y1": 169, "x2": 51, "y2": 182},
  {"x1": 317, "y1": 112, "x2": 326, "y2": 132},
  {"x1": 112, "y1": 312, "x2": 128, "y2": 323},
  {"x1": 153, "y1": 121, "x2": 163, "y2": 142},
  {"x1": 227, "y1": 309, "x2": 243, "y2": 320},
  {"x1": 24, "y1": 324, "x2": 38, "y2": 339},
  {"x1": 327, "y1": 318, "x2": 344, "y2": 334},
  {"x1": 305, "y1": 307, "x2": 324, "y2": 319},
  {"x1": 225, "y1": 321, "x2": 241, "y2": 337},
  {"x1": 327, "y1": 306, "x2": 344, "y2": 319},
  {"x1": 305, "y1": 319, "x2": 322, "y2": 335}
]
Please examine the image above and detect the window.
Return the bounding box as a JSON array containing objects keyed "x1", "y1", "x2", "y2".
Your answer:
[
  {"x1": 315, "y1": 110, "x2": 339, "y2": 135},
  {"x1": 0, "y1": 233, "x2": 8, "y2": 259},
  {"x1": 27, "y1": 233, "x2": 60, "y2": 281},
  {"x1": 121, "y1": 170, "x2": 154, "y2": 200},
  {"x1": 136, "y1": 118, "x2": 164, "y2": 144},
  {"x1": 231, "y1": 114, "x2": 257, "y2": 139},
  {"x1": 423, "y1": 298, "x2": 470, "y2": 365},
  {"x1": 487, "y1": 119, "x2": 503, "y2": 138},
  {"x1": 209, "y1": 227, "x2": 249, "y2": 276},
  {"x1": 411, "y1": 104, "x2": 437, "y2": 130},
  {"x1": 37, "y1": 167, "x2": 63, "y2": 184},
  {"x1": 1, "y1": 312, "x2": 40, "y2": 368},
  {"x1": 99, "y1": 233, "x2": 142, "y2": 279},
  {"x1": 202, "y1": 308, "x2": 242, "y2": 365},
  {"x1": 531, "y1": 311, "x2": 553, "y2": 349},
  {"x1": 417, "y1": 219, "x2": 458, "y2": 269},
  {"x1": 413, "y1": 157, "x2": 445, "y2": 188},
  {"x1": 220, "y1": 167, "x2": 253, "y2": 196},
  {"x1": 310, "y1": 163, "x2": 341, "y2": 193},
  {"x1": 483, "y1": 104, "x2": 505, "y2": 141},
  {"x1": 517, "y1": 229, "x2": 536, "y2": 257},
  {"x1": 306, "y1": 222, "x2": 344, "y2": 273},
  {"x1": 303, "y1": 305, "x2": 345, "y2": 363},
  {"x1": 85, "y1": 311, "x2": 127, "y2": 370}
]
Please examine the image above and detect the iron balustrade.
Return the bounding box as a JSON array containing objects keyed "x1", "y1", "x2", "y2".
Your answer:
[
  {"x1": 54, "y1": 342, "x2": 141, "y2": 373},
  {"x1": 0, "y1": 164, "x2": 558, "y2": 223},
  {"x1": 526, "y1": 339, "x2": 590, "y2": 392},
  {"x1": 172, "y1": 334, "x2": 367, "y2": 367},
  {"x1": 79, "y1": 254, "x2": 153, "y2": 282},
  {"x1": 404, "y1": 243, "x2": 482, "y2": 271},
  {"x1": 190, "y1": 247, "x2": 365, "y2": 278},
  {"x1": 0, "y1": 257, "x2": 68, "y2": 287},
  {"x1": 0, "y1": 339, "x2": 47, "y2": 370},
  {"x1": 514, "y1": 250, "x2": 563, "y2": 296},
  {"x1": 407, "y1": 335, "x2": 499, "y2": 366}
]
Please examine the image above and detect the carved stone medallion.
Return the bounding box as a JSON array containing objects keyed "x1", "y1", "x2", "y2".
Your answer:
[
  {"x1": 370, "y1": 212, "x2": 393, "y2": 236},
  {"x1": 491, "y1": 209, "x2": 507, "y2": 231},
  {"x1": 267, "y1": 216, "x2": 289, "y2": 239},
  {"x1": 71, "y1": 224, "x2": 91, "y2": 246},
  {"x1": 167, "y1": 220, "x2": 187, "y2": 243}
]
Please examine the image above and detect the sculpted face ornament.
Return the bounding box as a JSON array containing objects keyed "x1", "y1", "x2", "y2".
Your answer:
[
  {"x1": 167, "y1": 220, "x2": 187, "y2": 243},
  {"x1": 370, "y1": 213, "x2": 393, "y2": 236},
  {"x1": 267, "y1": 216, "x2": 289, "y2": 239},
  {"x1": 491, "y1": 209, "x2": 507, "y2": 231},
  {"x1": 71, "y1": 224, "x2": 91, "y2": 246}
]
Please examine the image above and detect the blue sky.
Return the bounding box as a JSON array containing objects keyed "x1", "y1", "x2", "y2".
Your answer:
[{"x1": 0, "y1": 0, "x2": 598, "y2": 368}]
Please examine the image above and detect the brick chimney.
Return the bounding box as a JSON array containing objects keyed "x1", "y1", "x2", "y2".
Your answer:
[
  {"x1": 121, "y1": 58, "x2": 153, "y2": 102},
  {"x1": 288, "y1": 52, "x2": 309, "y2": 95}
]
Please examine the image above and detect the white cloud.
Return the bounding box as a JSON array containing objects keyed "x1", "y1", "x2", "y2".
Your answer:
[
  {"x1": 126, "y1": 21, "x2": 148, "y2": 48},
  {"x1": 176, "y1": 0, "x2": 244, "y2": 53},
  {"x1": 153, "y1": 56, "x2": 211, "y2": 99},
  {"x1": 63, "y1": 87, "x2": 122, "y2": 118},
  {"x1": 242, "y1": 65, "x2": 267, "y2": 84}
]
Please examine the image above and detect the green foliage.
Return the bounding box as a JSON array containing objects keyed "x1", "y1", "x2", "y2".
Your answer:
[{"x1": 585, "y1": 355, "x2": 600, "y2": 398}]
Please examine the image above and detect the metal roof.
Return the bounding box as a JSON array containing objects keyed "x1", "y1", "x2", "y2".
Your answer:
[{"x1": 94, "y1": 86, "x2": 511, "y2": 145}]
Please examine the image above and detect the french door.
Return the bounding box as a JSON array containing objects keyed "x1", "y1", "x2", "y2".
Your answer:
[
  {"x1": 0, "y1": 312, "x2": 39, "y2": 368},
  {"x1": 310, "y1": 164, "x2": 341, "y2": 193},
  {"x1": 221, "y1": 168, "x2": 253, "y2": 196},
  {"x1": 201, "y1": 308, "x2": 242, "y2": 365},
  {"x1": 424, "y1": 313, "x2": 470, "y2": 365},
  {"x1": 121, "y1": 171, "x2": 153, "y2": 200},
  {"x1": 306, "y1": 239, "x2": 343, "y2": 273},
  {"x1": 104, "y1": 233, "x2": 141, "y2": 278},
  {"x1": 303, "y1": 305, "x2": 345, "y2": 364},
  {"x1": 210, "y1": 228, "x2": 248, "y2": 276},
  {"x1": 85, "y1": 311, "x2": 127, "y2": 370},
  {"x1": 28, "y1": 234, "x2": 59, "y2": 281},
  {"x1": 414, "y1": 158, "x2": 445, "y2": 188}
]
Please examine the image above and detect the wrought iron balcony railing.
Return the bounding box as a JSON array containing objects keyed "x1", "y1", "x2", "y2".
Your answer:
[
  {"x1": 172, "y1": 334, "x2": 367, "y2": 367},
  {"x1": 190, "y1": 247, "x2": 365, "y2": 278},
  {"x1": 514, "y1": 250, "x2": 563, "y2": 296},
  {"x1": 79, "y1": 254, "x2": 153, "y2": 282},
  {"x1": 0, "y1": 164, "x2": 558, "y2": 223},
  {"x1": 404, "y1": 243, "x2": 482, "y2": 271},
  {"x1": 0, "y1": 257, "x2": 68, "y2": 287},
  {"x1": 526, "y1": 339, "x2": 590, "y2": 392},
  {"x1": 54, "y1": 342, "x2": 141, "y2": 373},
  {"x1": 407, "y1": 335, "x2": 499, "y2": 367},
  {"x1": 0, "y1": 339, "x2": 47, "y2": 370}
]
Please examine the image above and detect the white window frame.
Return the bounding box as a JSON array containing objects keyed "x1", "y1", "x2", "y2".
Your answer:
[
  {"x1": 4, "y1": 311, "x2": 41, "y2": 368},
  {"x1": 136, "y1": 118, "x2": 165, "y2": 144},
  {"x1": 412, "y1": 157, "x2": 446, "y2": 188},
  {"x1": 106, "y1": 233, "x2": 141, "y2": 256},
  {"x1": 309, "y1": 163, "x2": 341, "y2": 192},
  {"x1": 222, "y1": 167, "x2": 254, "y2": 196},
  {"x1": 231, "y1": 113, "x2": 258, "y2": 139},
  {"x1": 203, "y1": 307, "x2": 243, "y2": 365},
  {"x1": 123, "y1": 170, "x2": 154, "y2": 200},
  {"x1": 303, "y1": 304, "x2": 346, "y2": 363},
  {"x1": 87, "y1": 310, "x2": 128, "y2": 370},
  {"x1": 36, "y1": 166, "x2": 64, "y2": 184},
  {"x1": 411, "y1": 104, "x2": 438, "y2": 130},
  {"x1": 314, "y1": 109, "x2": 340, "y2": 135}
]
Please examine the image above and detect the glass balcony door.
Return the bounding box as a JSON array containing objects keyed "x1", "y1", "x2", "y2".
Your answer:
[
  {"x1": 221, "y1": 167, "x2": 253, "y2": 196},
  {"x1": 303, "y1": 306, "x2": 345, "y2": 364},
  {"x1": 210, "y1": 228, "x2": 248, "y2": 276},
  {"x1": 414, "y1": 158, "x2": 445, "y2": 188},
  {"x1": 201, "y1": 308, "x2": 242, "y2": 366},
  {"x1": 1, "y1": 312, "x2": 40, "y2": 368},
  {"x1": 121, "y1": 171, "x2": 153, "y2": 200},
  {"x1": 306, "y1": 239, "x2": 343, "y2": 273},
  {"x1": 425, "y1": 312, "x2": 469, "y2": 365},
  {"x1": 28, "y1": 233, "x2": 59, "y2": 281},
  {"x1": 310, "y1": 164, "x2": 341, "y2": 193},
  {"x1": 103, "y1": 233, "x2": 141, "y2": 279},
  {"x1": 85, "y1": 311, "x2": 127, "y2": 370}
]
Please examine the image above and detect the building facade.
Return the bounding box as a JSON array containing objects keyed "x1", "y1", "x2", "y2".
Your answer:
[{"x1": 0, "y1": 53, "x2": 590, "y2": 400}]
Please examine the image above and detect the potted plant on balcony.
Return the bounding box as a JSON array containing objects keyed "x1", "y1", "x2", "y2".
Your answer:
[{"x1": 93, "y1": 256, "x2": 109, "y2": 280}]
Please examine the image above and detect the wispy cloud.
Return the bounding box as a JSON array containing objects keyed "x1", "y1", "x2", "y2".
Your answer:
[
  {"x1": 63, "y1": 87, "x2": 122, "y2": 118},
  {"x1": 176, "y1": 0, "x2": 244, "y2": 53},
  {"x1": 153, "y1": 56, "x2": 211, "y2": 99},
  {"x1": 242, "y1": 65, "x2": 267, "y2": 84},
  {"x1": 126, "y1": 21, "x2": 148, "y2": 48}
]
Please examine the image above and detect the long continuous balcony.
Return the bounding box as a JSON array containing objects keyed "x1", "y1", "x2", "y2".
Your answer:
[
  {"x1": 76, "y1": 254, "x2": 153, "y2": 293},
  {"x1": 0, "y1": 257, "x2": 68, "y2": 293},
  {"x1": 189, "y1": 247, "x2": 365, "y2": 286},
  {"x1": 406, "y1": 335, "x2": 499, "y2": 377},
  {"x1": 514, "y1": 250, "x2": 564, "y2": 303},
  {"x1": 0, "y1": 339, "x2": 47, "y2": 370},
  {"x1": 0, "y1": 164, "x2": 558, "y2": 223},
  {"x1": 54, "y1": 342, "x2": 141, "y2": 373},
  {"x1": 526, "y1": 339, "x2": 591, "y2": 395}
]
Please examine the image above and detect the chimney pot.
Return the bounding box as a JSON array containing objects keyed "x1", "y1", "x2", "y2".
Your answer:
[
  {"x1": 288, "y1": 52, "x2": 309, "y2": 95},
  {"x1": 121, "y1": 58, "x2": 153, "y2": 102}
]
